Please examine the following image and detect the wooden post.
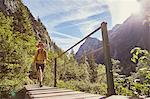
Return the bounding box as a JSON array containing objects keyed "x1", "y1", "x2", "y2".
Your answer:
[
  {"x1": 54, "y1": 58, "x2": 57, "y2": 87},
  {"x1": 101, "y1": 22, "x2": 116, "y2": 96}
]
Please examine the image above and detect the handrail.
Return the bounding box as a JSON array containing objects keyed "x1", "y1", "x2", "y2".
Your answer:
[
  {"x1": 53, "y1": 22, "x2": 116, "y2": 96},
  {"x1": 56, "y1": 26, "x2": 101, "y2": 58}
]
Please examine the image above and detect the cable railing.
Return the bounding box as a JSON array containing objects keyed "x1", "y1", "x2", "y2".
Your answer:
[{"x1": 52, "y1": 22, "x2": 115, "y2": 96}]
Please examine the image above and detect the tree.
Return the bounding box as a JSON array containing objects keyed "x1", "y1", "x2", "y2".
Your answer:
[
  {"x1": 87, "y1": 51, "x2": 98, "y2": 83},
  {"x1": 0, "y1": 11, "x2": 36, "y2": 98},
  {"x1": 130, "y1": 47, "x2": 150, "y2": 96}
]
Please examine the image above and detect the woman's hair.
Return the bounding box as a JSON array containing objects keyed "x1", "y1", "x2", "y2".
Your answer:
[{"x1": 36, "y1": 41, "x2": 44, "y2": 48}]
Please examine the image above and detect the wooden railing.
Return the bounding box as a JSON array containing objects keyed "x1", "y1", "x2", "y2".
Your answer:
[{"x1": 53, "y1": 22, "x2": 116, "y2": 96}]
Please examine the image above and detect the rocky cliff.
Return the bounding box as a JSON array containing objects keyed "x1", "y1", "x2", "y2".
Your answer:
[
  {"x1": 75, "y1": 37, "x2": 102, "y2": 63},
  {"x1": 0, "y1": 0, "x2": 55, "y2": 50}
]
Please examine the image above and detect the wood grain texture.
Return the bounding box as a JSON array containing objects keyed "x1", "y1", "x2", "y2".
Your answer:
[{"x1": 24, "y1": 85, "x2": 104, "y2": 99}]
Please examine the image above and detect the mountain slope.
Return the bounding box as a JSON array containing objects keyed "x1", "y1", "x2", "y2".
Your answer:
[
  {"x1": 75, "y1": 37, "x2": 102, "y2": 63},
  {"x1": 76, "y1": 13, "x2": 150, "y2": 74},
  {"x1": 0, "y1": 0, "x2": 54, "y2": 50}
]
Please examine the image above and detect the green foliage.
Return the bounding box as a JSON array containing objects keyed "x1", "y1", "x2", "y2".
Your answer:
[
  {"x1": 77, "y1": 63, "x2": 90, "y2": 82},
  {"x1": 87, "y1": 52, "x2": 98, "y2": 83},
  {"x1": 113, "y1": 47, "x2": 150, "y2": 96},
  {"x1": 57, "y1": 80, "x2": 107, "y2": 95},
  {"x1": 56, "y1": 53, "x2": 89, "y2": 82},
  {"x1": 55, "y1": 52, "x2": 107, "y2": 95},
  {"x1": 131, "y1": 47, "x2": 150, "y2": 66},
  {"x1": 97, "y1": 64, "x2": 106, "y2": 83},
  {"x1": 0, "y1": 10, "x2": 36, "y2": 98}
]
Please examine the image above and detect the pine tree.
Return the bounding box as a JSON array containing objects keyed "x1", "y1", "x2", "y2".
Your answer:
[
  {"x1": 0, "y1": 11, "x2": 35, "y2": 98},
  {"x1": 80, "y1": 51, "x2": 88, "y2": 64},
  {"x1": 87, "y1": 50, "x2": 98, "y2": 83}
]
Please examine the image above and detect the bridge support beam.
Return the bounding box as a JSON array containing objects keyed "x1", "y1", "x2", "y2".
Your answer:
[{"x1": 101, "y1": 22, "x2": 116, "y2": 96}]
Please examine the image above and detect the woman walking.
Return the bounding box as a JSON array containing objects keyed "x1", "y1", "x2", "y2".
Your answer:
[{"x1": 34, "y1": 41, "x2": 47, "y2": 87}]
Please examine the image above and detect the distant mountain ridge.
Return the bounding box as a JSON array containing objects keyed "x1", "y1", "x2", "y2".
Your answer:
[
  {"x1": 75, "y1": 13, "x2": 150, "y2": 74},
  {"x1": 75, "y1": 37, "x2": 102, "y2": 62}
]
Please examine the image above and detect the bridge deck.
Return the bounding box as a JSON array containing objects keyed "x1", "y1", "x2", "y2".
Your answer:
[
  {"x1": 24, "y1": 85, "x2": 149, "y2": 99},
  {"x1": 24, "y1": 85, "x2": 104, "y2": 99}
]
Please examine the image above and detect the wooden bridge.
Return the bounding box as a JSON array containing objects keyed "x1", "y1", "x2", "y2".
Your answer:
[
  {"x1": 19, "y1": 85, "x2": 148, "y2": 99},
  {"x1": 23, "y1": 85, "x2": 104, "y2": 99}
]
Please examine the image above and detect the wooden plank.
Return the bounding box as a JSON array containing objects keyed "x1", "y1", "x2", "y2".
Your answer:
[
  {"x1": 24, "y1": 85, "x2": 104, "y2": 99},
  {"x1": 31, "y1": 91, "x2": 82, "y2": 98},
  {"x1": 48, "y1": 93, "x2": 103, "y2": 99},
  {"x1": 28, "y1": 89, "x2": 74, "y2": 95},
  {"x1": 106, "y1": 95, "x2": 129, "y2": 99},
  {"x1": 33, "y1": 92, "x2": 103, "y2": 99},
  {"x1": 84, "y1": 96, "x2": 105, "y2": 99},
  {"x1": 25, "y1": 85, "x2": 56, "y2": 91},
  {"x1": 106, "y1": 95, "x2": 148, "y2": 99}
]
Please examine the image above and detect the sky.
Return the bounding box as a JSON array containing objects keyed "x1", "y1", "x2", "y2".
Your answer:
[{"x1": 22, "y1": 0, "x2": 140, "y2": 52}]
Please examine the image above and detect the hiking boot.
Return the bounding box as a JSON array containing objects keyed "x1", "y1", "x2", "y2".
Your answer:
[{"x1": 39, "y1": 82, "x2": 43, "y2": 87}]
